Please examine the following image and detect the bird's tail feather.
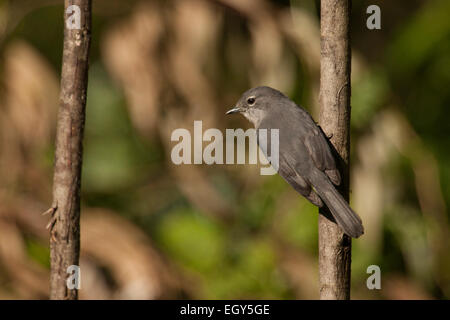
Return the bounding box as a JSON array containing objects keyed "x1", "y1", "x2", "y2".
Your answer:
[{"x1": 315, "y1": 179, "x2": 364, "y2": 238}]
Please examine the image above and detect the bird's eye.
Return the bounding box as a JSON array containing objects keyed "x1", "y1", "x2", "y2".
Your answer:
[{"x1": 247, "y1": 97, "x2": 256, "y2": 105}]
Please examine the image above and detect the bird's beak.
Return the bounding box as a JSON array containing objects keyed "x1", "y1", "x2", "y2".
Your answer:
[{"x1": 226, "y1": 107, "x2": 241, "y2": 115}]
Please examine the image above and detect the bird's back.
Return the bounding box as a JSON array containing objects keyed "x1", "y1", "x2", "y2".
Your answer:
[{"x1": 258, "y1": 99, "x2": 326, "y2": 176}]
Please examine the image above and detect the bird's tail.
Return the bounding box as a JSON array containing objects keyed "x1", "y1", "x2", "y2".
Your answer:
[{"x1": 313, "y1": 176, "x2": 364, "y2": 238}]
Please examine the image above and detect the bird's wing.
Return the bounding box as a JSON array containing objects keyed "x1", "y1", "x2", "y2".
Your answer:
[
  {"x1": 278, "y1": 154, "x2": 310, "y2": 194},
  {"x1": 258, "y1": 104, "x2": 340, "y2": 186},
  {"x1": 303, "y1": 125, "x2": 341, "y2": 186},
  {"x1": 278, "y1": 154, "x2": 323, "y2": 207}
]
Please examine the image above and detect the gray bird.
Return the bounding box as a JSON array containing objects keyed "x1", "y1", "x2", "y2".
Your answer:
[{"x1": 226, "y1": 86, "x2": 364, "y2": 238}]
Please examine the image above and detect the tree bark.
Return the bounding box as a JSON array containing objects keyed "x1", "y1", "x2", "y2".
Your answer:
[
  {"x1": 49, "y1": 0, "x2": 92, "y2": 300},
  {"x1": 318, "y1": 0, "x2": 352, "y2": 300}
]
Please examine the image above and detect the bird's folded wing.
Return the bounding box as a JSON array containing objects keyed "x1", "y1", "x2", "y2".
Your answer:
[{"x1": 303, "y1": 128, "x2": 341, "y2": 186}]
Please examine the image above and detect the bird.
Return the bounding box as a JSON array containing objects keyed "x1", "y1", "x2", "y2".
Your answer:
[{"x1": 226, "y1": 86, "x2": 364, "y2": 238}]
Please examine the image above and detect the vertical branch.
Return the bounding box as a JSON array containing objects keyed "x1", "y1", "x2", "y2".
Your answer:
[
  {"x1": 49, "y1": 0, "x2": 92, "y2": 300},
  {"x1": 318, "y1": 0, "x2": 352, "y2": 299}
]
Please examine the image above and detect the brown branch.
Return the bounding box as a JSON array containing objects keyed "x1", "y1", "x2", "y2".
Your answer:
[
  {"x1": 318, "y1": 0, "x2": 352, "y2": 300},
  {"x1": 49, "y1": 0, "x2": 92, "y2": 300}
]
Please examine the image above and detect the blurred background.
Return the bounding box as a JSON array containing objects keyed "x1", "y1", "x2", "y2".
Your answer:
[{"x1": 0, "y1": 0, "x2": 449, "y2": 299}]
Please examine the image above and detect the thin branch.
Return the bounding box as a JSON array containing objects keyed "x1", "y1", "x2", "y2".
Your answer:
[
  {"x1": 49, "y1": 0, "x2": 92, "y2": 300},
  {"x1": 318, "y1": 0, "x2": 352, "y2": 300}
]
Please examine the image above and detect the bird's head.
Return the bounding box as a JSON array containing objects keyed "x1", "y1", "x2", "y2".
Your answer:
[{"x1": 226, "y1": 86, "x2": 287, "y2": 127}]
